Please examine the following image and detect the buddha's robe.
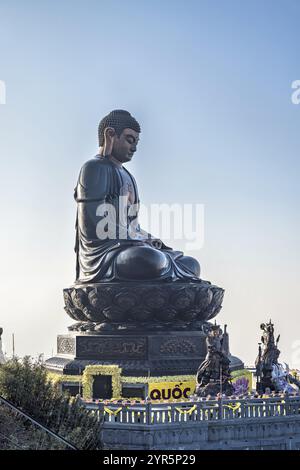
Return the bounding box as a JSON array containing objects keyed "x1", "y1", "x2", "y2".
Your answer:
[{"x1": 74, "y1": 155, "x2": 200, "y2": 283}]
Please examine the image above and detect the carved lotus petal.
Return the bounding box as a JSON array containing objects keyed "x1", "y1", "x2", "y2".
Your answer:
[
  {"x1": 171, "y1": 288, "x2": 194, "y2": 310},
  {"x1": 143, "y1": 289, "x2": 167, "y2": 310},
  {"x1": 102, "y1": 306, "x2": 127, "y2": 322},
  {"x1": 70, "y1": 307, "x2": 87, "y2": 322},
  {"x1": 71, "y1": 289, "x2": 86, "y2": 309},
  {"x1": 179, "y1": 309, "x2": 199, "y2": 321},
  {"x1": 63, "y1": 290, "x2": 73, "y2": 308},
  {"x1": 129, "y1": 308, "x2": 152, "y2": 322},
  {"x1": 155, "y1": 308, "x2": 177, "y2": 322},
  {"x1": 88, "y1": 288, "x2": 111, "y2": 310},
  {"x1": 202, "y1": 304, "x2": 217, "y2": 321},
  {"x1": 113, "y1": 291, "x2": 138, "y2": 310},
  {"x1": 211, "y1": 288, "x2": 224, "y2": 308},
  {"x1": 195, "y1": 287, "x2": 213, "y2": 311},
  {"x1": 64, "y1": 306, "x2": 78, "y2": 321}
]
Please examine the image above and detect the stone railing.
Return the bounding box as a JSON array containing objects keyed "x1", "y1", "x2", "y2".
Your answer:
[{"x1": 84, "y1": 394, "x2": 300, "y2": 425}]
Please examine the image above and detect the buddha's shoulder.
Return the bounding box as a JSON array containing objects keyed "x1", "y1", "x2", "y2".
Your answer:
[
  {"x1": 78, "y1": 156, "x2": 114, "y2": 185},
  {"x1": 80, "y1": 156, "x2": 113, "y2": 172}
]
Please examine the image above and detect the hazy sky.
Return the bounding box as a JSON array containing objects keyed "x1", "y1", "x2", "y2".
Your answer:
[{"x1": 0, "y1": 0, "x2": 300, "y2": 368}]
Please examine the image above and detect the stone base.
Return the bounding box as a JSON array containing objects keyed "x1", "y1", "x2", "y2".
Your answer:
[{"x1": 45, "y1": 328, "x2": 244, "y2": 377}]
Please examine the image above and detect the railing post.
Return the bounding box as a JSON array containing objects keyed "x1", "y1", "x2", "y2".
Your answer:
[
  {"x1": 196, "y1": 401, "x2": 203, "y2": 421},
  {"x1": 240, "y1": 400, "x2": 245, "y2": 419},
  {"x1": 146, "y1": 402, "x2": 152, "y2": 425},
  {"x1": 218, "y1": 397, "x2": 223, "y2": 420},
  {"x1": 98, "y1": 401, "x2": 105, "y2": 422},
  {"x1": 168, "y1": 402, "x2": 174, "y2": 423},
  {"x1": 284, "y1": 392, "x2": 291, "y2": 416}
]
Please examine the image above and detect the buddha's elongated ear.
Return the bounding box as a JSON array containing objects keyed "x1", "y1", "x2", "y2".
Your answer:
[{"x1": 103, "y1": 127, "x2": 116, "y2": 156}]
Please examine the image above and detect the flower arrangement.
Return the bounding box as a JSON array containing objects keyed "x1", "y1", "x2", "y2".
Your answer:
[
  {"x1": 47, "y1": 371, "x2": 82, "y2": 384},
  {"x1": 82, "y1": 365, "x2": 122, "y2": 400}
]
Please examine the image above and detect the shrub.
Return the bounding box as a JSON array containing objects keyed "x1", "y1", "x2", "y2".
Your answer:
[{"x1": 0, "y1": 357, "x2": 103, "y2": 449}]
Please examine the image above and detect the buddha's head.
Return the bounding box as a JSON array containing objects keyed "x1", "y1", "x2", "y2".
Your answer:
[{"x1": 98, "y1": 109, "x2": 141, "y2": 163}]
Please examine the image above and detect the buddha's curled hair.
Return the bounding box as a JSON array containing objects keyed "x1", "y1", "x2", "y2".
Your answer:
[{"x1": 98, "y1": 110, "x2": 141, "y2": 147}]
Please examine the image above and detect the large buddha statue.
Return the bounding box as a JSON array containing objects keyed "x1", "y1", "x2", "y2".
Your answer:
[
  {"x1": 47, "y1": 112, "x2": 231, "y2": 376},
  {"x1": 74, "y1": 110, "x2": 201, "y2": 284}
]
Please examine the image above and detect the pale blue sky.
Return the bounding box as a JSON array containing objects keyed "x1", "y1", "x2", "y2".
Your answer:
[{"x1": 0, "y1": 0, "x2": 299, "y2": 367}]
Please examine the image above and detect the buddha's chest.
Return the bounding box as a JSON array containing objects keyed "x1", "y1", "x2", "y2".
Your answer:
[{"x1": 119, "y1": 168, "x2": 136, "y2": 205}]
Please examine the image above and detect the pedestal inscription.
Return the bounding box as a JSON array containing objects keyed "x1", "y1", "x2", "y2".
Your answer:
[
  {"x1": 149, "y1": 333, "x2": 207, "y2": 359},
  {"x1": 76, "y1": 336, "x2": 147, "y2": 359}
]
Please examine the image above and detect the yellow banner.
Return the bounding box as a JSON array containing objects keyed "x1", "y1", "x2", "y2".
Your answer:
[
  {"x1": 146, "y1": 369, "x2": 252, "y2": 401},
  {"x1": 148, "y1": 381, "x2": 196, "y2": 401}
]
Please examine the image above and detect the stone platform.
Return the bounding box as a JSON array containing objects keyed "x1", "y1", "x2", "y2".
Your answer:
[{"x1": 45, "y1": 328, "x2": 243, "y2": 377}]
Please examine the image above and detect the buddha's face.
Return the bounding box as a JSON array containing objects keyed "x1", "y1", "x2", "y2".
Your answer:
[{"x1": 112, "y1": 128, "x2": 140, "y2": 164}]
